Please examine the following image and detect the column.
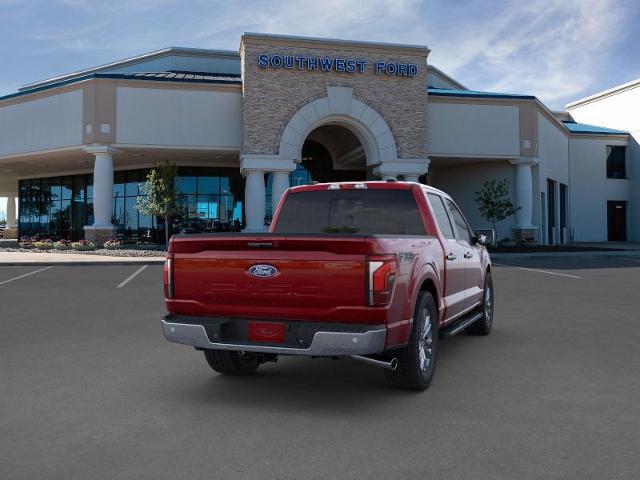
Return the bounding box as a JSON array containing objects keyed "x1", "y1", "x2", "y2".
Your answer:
[
  {"x1": 92, "y1": 152, "x2": 115, "y2": 227},
  {"x1": 271, "y1": 171, "x2": 290, "y2": 212},
  {"x1": 373, "y1": 159, "x2": 429, "y2": 183},
  {"x1": 509, "y1": 158, "x2": 538, "y2": 242},
  {"x1": 83, "y1": 145, "x2": 117, "y2": 245},
  {"x1": 6, "y1": 195, "x2": 16, "y2": 229},
  {"x1": 244, "y1": 170, "x2": 266, "y2": 232}
]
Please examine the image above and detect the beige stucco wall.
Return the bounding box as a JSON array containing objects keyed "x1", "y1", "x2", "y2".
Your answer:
[{"x1": 240, "y1": 35, "x2": 429, "y2": 160}]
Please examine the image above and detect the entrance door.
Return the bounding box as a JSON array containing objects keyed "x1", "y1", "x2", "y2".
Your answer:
[
  {"x1": 540, "y1": 193, "x2": 546, "y2": 245},
  {"x1": 547, "y1": 179, "x2": 556, "y2": 244},
  {"x1": 607, "y1": 201, "x2": 627, "y2": 241}
]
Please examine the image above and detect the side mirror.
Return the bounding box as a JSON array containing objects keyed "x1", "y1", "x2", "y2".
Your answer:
[
  {"x1": 474, "y1": 229, "x2": 494, "y2": 246},
  {"x1": 474, "y1": 234, "x2": 487, "y2": 246}
]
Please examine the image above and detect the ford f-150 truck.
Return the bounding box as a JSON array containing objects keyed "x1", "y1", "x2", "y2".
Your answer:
[{"x1": 162, "y1": 181, "x2": 493, "y2": 390}]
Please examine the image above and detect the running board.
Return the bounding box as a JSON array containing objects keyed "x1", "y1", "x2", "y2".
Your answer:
[{"x1": 439, "y1": 311, "x2": 483, "y2": 338}]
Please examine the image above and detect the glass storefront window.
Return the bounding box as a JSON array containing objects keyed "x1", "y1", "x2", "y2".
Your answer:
[
  {"x1": 18, "y1": 166, "x2": 245, "y2": 242},
  {"x1": 175, "y1": 176, "x2": 197, "y2": 195}
]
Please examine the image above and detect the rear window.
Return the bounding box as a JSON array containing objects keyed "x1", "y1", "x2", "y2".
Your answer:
[{"x1": 274, "y1": 189, "x2": 426, "y2": 235}]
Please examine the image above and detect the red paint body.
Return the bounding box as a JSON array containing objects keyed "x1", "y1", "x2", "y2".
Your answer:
[{"x1": 164, "y1": 182, "x2": 490, "y2": 350}]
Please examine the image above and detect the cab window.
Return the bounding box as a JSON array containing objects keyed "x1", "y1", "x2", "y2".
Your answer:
[
  {"x1": 427, "y1": 193, "x2": 455, "y2": 239},
  {"x1": 445, "y1": 198, "x2": 472, "y2": 244}
]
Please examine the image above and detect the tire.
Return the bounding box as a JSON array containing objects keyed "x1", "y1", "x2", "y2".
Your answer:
[
  {"x1": 203, "y1": 349, "x2": 260, "y2": 376},
  {"x1": 467, "y1": 271, "x2": 494, "y2": 335},
  {"x1": 385, "y1": 291, "x2": 439, "y2": 391}
]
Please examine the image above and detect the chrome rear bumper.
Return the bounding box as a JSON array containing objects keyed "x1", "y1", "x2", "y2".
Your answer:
[{"x1": 161, "y1": 319, "x2": 387, "y2": 356}]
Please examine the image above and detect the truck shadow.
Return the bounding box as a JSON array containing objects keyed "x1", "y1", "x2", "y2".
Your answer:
[{"x1": 177, "y1": 335, "x2": 482, "y2": 413}]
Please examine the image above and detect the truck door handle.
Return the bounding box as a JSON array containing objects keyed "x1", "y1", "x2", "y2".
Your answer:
[
  {"x1": 446, "y1": 253, "x2": 457, "y2": 261},
  {"x1": 464, "y1": 252, "x2": 473, "y2": 259}
]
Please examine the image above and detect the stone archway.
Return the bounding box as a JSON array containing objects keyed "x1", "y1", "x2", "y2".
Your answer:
[{"x1": 278, "y1": 86, "x2": 398, "y2": 167}]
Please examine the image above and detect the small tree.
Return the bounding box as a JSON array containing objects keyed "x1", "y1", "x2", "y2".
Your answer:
[
  {"x1": 136, "y1": 160, "x2": 178, "y2": 247},
  {"x1": 474, "y1": 179, "x2": 520, "y2": 243}
]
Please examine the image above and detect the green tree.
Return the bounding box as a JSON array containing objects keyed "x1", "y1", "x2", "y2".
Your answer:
[
  {"x1": 136, "y1": 160, "x2": 178, "y2": 247},
  {"x1": 474, "y1": 179, "x2": 520, "y2": 243}
]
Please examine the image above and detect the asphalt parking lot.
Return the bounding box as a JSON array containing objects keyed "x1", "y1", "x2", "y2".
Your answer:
[{"x1": 1, "y1": 257, "x2": 640, "y2": 479}]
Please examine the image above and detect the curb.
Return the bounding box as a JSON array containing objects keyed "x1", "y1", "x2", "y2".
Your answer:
[{"x1": 491, "y1": 250, "x2": 640, "y2": 260}]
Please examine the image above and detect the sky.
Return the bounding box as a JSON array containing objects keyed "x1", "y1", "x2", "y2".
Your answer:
[{"x1": 1, "y1": 0, "x2": 639, "y2": 216}]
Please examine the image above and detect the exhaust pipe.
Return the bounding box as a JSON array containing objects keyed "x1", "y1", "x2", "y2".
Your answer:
[{"x1": 351, "y1": 355, "x2": 398, "y2": 371}]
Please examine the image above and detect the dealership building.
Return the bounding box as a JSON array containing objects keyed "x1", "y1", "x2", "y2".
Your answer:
[{"x1": 0, "y1": 33, "x2": 637, "y2": 244}]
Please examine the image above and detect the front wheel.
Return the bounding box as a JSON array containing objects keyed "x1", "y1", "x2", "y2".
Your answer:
[
  {"x1": 467, "y1": 271, "x2": 494, "y2": 335},
  {"x1": 385, "y1": 291, "x2": 439, "y2": 391},
  {"x1": 204, "y1": 349, "x2": 260, "y2": 376}
]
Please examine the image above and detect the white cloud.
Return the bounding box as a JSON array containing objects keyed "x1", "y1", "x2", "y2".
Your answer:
[{"x1": 426, "y1": 0, "x2": 631, "y2": 108}]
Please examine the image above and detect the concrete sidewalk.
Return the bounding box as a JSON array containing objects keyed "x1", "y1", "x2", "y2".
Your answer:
[{"x1": 0, "y1": 251, "x2": 165, "y2": 266}]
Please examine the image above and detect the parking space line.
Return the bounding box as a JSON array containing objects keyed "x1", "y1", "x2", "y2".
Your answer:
[
  {"x1": 493, "y1": 263, "x2": 581, "y2": 279},
  {"x1": 0, "y1": 266, "x2": 53, "y2": 286},
  {"x1": 117, "y1": 265, "x2": 149, "y2": 289}
]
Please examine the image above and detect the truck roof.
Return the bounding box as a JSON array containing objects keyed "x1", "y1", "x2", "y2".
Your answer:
[{"x1": 288, "y1": 180, "x2": 451, "y2": 198}]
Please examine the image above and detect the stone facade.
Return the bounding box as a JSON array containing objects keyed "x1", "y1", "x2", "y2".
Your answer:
[{"x1": 240, "y1": 34, "x2": 429, "y2": 161}]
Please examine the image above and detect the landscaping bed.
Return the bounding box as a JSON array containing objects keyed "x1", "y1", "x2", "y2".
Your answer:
[
  {"x1": 0, "y1": 238, "x2": 166, "y2": 257},
  {"x1": 0, "y1": 247, "x2": 165, "y2": 257}
]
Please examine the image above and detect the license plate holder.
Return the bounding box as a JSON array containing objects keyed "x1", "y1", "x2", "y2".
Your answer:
[{"x1": 248, "y1": 321, "x2": 285, "y2": 343}]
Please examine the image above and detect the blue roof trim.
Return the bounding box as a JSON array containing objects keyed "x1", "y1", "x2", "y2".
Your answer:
[
  {"x1": 0, "y1": 72, "x2": 242, "y2": 102},
  {"x1": 428, "y1": 87, "x2": 536, "y2": 100},
  {"x1": 562, "y1": 121, "x2": 628, "y2": 135}
]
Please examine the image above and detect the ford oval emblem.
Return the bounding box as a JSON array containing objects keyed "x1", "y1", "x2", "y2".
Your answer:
[{"x1": 248, "y1": 264, "x2": 279, "y2": 278}]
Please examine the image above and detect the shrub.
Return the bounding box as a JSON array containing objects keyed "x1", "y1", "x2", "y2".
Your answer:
[
  {"x1": 33, "y1": 239, "x2": 54, "y2": 250},
  {"x1": 71, "y1": 240, "x2": 96, "y2": 251},
  {"x1": 103, "y1": 239, "x2": 123, "y2": 250},
  {"x1": 53, "y1": 239, "x2": 73, "y2": 250},
  {"x1": 19, "y1": 236, "x2": 34, "y2": 249}
]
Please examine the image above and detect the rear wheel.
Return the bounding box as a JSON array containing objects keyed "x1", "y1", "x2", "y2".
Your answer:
[
  {"x1": 204, "y1": 349, "x2": 260, "y2": 376},
  {"x1": 385, "y1": 291, "x2": 439, "y2": 391},
  {"x1": 467, "y1": 271, "x2": 494, "y2": 335}
]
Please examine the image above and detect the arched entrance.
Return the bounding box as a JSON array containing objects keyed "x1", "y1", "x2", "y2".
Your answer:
[{"x1": 300, "y1": 125, "x2": 367, "y2": 183}]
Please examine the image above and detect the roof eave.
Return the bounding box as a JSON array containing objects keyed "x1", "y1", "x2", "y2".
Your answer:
[{"x1": 565, "y1": 78, "x2": 640, "y2": 109}]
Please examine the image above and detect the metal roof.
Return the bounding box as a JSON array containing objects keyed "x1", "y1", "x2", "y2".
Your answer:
[
  {"x1": 121, "y1": 71, "x2": 241, "y2": 82},
  {"x1": 427, "y1": 87, "x2": 535, "y2": 100},
  {"x1": 19, "y1": 47, "x2": 240, "y2": 92},
  {"x1": 0, "y1": 71, "x2": 241, "y2": 103},
  {"x1": 562, "y1": 121, "x2": 628, "y2": 135}
]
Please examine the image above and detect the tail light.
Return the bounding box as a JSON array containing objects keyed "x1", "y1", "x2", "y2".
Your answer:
[
  {"x1": 367, "y1": 255, "x2": 397, "y2": 306},
  {"x1": 164, "y1": 255, "x2": 174, "y2": 299}
]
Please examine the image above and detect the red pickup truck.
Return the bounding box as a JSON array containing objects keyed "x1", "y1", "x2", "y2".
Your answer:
[{"x1": 162, "y1": 181, "x2": 493, "y2": 390}]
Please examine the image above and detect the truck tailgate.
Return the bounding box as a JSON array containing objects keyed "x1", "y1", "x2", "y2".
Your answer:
[{"x1": 169, "y1": 235, "x2": 368, "y2": 323}]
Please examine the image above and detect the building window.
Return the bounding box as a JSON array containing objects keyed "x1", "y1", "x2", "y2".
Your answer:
[
  {"x1": 172, "y1": 167, "x2": 245, "y2": 235},
  {"x1": 606, "y1": 146, "x2": 626, "y2": 179},
  {"x1": 18, "y1": 167, "x2": 245, "y2": 242}
]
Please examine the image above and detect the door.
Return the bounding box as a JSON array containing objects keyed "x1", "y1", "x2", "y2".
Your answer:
[
  {"x1": 540, "y1": 192, "x2": 547, "y2": 245},
  {"x1": 445, "y1": 198, "x2": 483, "y2": 311},
  {"x1": 426, "y1": 193, "x2": 467, "y2": 320},
  {"x1": 547, "y1": 179, "x2": 556, "y2": 244},
  {"x1": 607, "y1": 201, "x2": 627, "y2": 241}
]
